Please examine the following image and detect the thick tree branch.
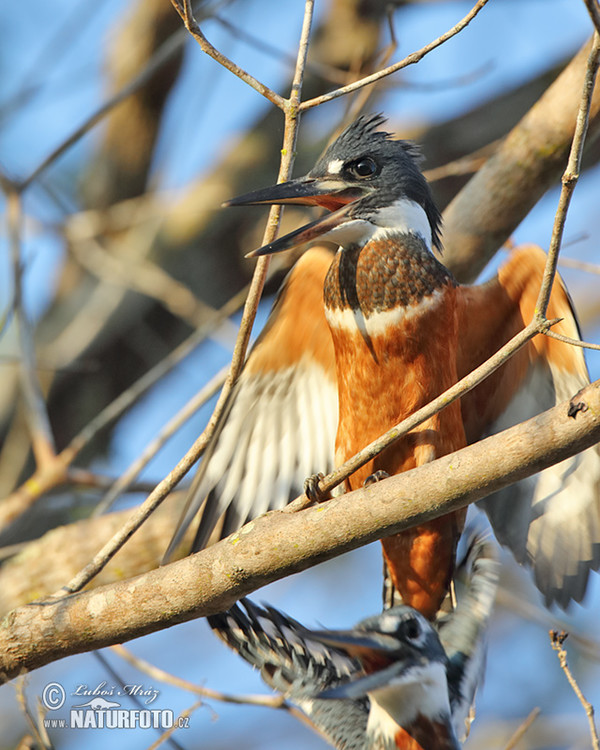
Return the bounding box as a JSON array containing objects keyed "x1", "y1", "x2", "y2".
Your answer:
[
  {"x1": 443, "y1": 36, "x2": 600, "y2": 282},
  {"x1": 2, "y1": 379, "x2": 600, "y2": 682}
]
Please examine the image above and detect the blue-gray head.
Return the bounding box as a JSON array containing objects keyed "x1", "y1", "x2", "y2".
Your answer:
[{"x1": 225, "y1": 114, "x2": 442, "y2": 257}]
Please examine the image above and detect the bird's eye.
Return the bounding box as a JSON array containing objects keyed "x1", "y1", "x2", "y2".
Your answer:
[
  {"x1": 400, "y1": 617, "x2": 422, "y2": 642},
  {"x1": 348, "y1": 157, "x2": 377, "y2": 178}
]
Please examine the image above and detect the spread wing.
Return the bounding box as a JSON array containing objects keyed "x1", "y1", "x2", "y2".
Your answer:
[
  {"x1": 457, "y1": 244, "x2": 600, "y2": 608},
  {"x1": 208, "y1": 599, "x2": 368, "y2": 749},
  {"x1": 166, "y1": 247, "x2": 338, "y2": 559},
  {"x1": 439, "y1": 513, "x2": 500, "y2": 741}
]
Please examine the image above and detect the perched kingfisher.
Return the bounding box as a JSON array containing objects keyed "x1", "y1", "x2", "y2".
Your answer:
[
  {"x1": 208, "y1": 524, "x2": 500, "y2": 749},
  {"x1": 169, "y1": 114, "x2": 600, "y2": 615}
]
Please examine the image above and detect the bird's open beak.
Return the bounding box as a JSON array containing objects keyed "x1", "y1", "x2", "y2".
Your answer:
[
  {"x1": 302, "y1": 628, "x2": 423, "y2": 700},
  {"x1": 223, "y1": 177, "x2": 364, "y2": 257}
]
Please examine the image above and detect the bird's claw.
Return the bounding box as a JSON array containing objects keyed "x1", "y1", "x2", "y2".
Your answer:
[
  {"x1": 568, "y1": 389, "x2": 588, "y2": 419},
  {"x1": 304, "y1": 472, "x2": 327, "y2": 504},
  {"x1": 364, "y1": 470, "x2": 390, "y2": 487}
]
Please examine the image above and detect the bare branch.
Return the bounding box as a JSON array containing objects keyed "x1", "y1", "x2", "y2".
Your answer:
[
  {"x1": 559, "y1": 256, "x2": 600, "y2": 275},
  {"x1": 169, "y1": 0, "x2": 285, "y2": 108},
  {"x1": 536, "y1": 33, "x2": 600, "y2": 317},
  {"x1": 93, "y1": 365, "x2": 227, "y2": 516},
  {"x1": 111, "y1": 643, "x2": 318, "y2": 735},
  {"x1": 543, "y1": 329, "x2": 600, "y2": 351},
  {"x1": 583, "y1": 0, "x2": 600, "y2": 35},
  {"x1": 20, "y1": 27, "x2": 187, "y2": 191},
  {"x1": 443, "y1": 35, "x2": 600, "y2": 283},
  {"x1": 300, "y1": 320, "x2": 540, "y2": 504},
  {"x1": 110, "y1": 644, "x2": 290, "y2": 710},
  {"x1": 0, "y1": 285, "x2": 245, "y2": 534},
  {"x1": 2, "y1": 379, "x2": 600, "y2": 682},
  {"x1": 550, "y1": 631, "x2": 600, "y2": 750},
  {"x1": 145, "y1": 700, "x2": 203, "y2": 750},
  {"x1": 43, "y1": 0, "x2": 316, "y2": 596},
  {"x1": 503, "y1": 707, "x2": 541, "y2": 750},
  {"x1": 299, "y1": 0, "x2": 491, "y2": 111},
  {"x1": 5, "y1": 188, "x2": 55, "y2": 467}
]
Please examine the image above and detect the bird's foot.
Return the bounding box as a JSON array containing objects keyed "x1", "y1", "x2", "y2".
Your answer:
[
  {"x1": 284, "y1": 473, "x2": 330, "y2": 513},
  {"x1": 568, "y1": 388, "x2": 588, "y2": 418},
  {"x1": 364, "y1": 470, "x2": 390, "y2": 487},
  {"x1": 304, "y1": 472, "x2": 330, "y2": 503}
]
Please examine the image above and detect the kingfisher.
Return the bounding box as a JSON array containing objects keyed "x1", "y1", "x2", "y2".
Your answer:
[
  {"x1": 208, "y1": 524, "x2": 500, "y2": 750},
  {"x1": 168, "y1": 114, "x2": 600, "y2": 616}
]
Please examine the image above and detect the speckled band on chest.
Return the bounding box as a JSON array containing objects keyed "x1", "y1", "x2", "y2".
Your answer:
[{"x1": 323, "y1": 234, "x2": 456, "y2": 315}]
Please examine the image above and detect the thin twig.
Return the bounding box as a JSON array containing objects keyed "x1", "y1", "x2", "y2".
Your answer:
[
  {"x1": 111, "y1": 643, "x2": 332, "y2": 737},
  {"x1": 290, "y1": 320, "x2": 545, "y2": 505},
  {"x1": 503, "y1": 707, "x2": 541, "y2": 750},
  {"x1": 64, "y1": 286, "x2": 247, "y2": 461},
  {"x1": 93, "y1": 650, "x2": 186, "y2": 750},
  {"x1": 49, "y1": 0, "x2": 316, "y2": 597},
  {"x1": 93, "y1": 365, "x2": 228, "y2": 516},
  {"x1": 559, "y1": 256, "x2": 600, "y2": 275},
  {"x1": 70, "y1": 232, "x2": 237, "y2": 336},
  {"x1": 169, "y1": 0, "x2": 285, "y2": 108},
  {"x1": 144, "y1": 701, "x2": 203, "y2": 750},
  {"x1": 495, "y1": 586, "x2": 600, "y2": 662},
  {"x1": 338, "y1": 9, "x2": 399, "y2": 123},
  {"x1": 544, "y1": 329, "x2": 600, "y2": 351},
  {"x1": 66, "y1": 469, "x2": 157, "y2": 494},
  {"x1": 6, "y1": 187, "x2": 56, "y2": 467},
  {"x1": 550, "y1": 631, "x2": 600, "y2": 750},
  {"x1": 299, "y1": 0, "x2": 491, "y2": 111},
  {"x1": 535, "y1": 33, "x2": 600, "y2": 318},
  {"x1": 110, "y1": 644, "x2": 289, "y2": 709},
  {"x1": 213, "y1": 14, "x2": 350, "y2": 85},
  {"x1": 14, "y1": 678, "x2": 52, "y2": 750},
  {"x1": 423, "y1": 140, "x2": 500, "y2": 182},
  {"x1": 20, "y1": 28, "x2": 187, "y2": 191},
  {"x1": 53, "y1": 426, "x2": 223, "y2": 596},
  {"x1": 0, "y1": 284, "x2": 247, "y2": 534}
]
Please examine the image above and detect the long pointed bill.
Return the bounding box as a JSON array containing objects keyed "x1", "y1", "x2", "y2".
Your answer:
[
  {"x1": 317, "y1": 663, "x2": 410, "y2": 700},
  {"x1": 246, "y1": 202, "x2": 356, "y2": 257},
  {"x1": 223, "y1": 176, "x2": 365, "y2": 257},
  {"x1": 303, "y1": 628, "x2": 423, "y2": 700},
  {"x1": 224, "y1": 177, "x2": 360, "y2": 210},
  {"x1": 306, "y1": 629, "x2": 398, "y2": 655}
]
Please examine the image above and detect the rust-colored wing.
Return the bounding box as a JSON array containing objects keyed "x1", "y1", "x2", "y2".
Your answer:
[
  {"x1": 166, "y1": 247, "x2": 337, "y2": 559},
  {"x1": 457, "y1": 244, "x2": 600, "y2": 608}
]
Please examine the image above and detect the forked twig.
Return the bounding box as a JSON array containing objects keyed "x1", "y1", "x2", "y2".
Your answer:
[
  {"x1": 291, "y1": 31, "x2": 600, "y2": 505},
  {"x1": 299, "y1": 0, "x2": 491, "y2": 110}
]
